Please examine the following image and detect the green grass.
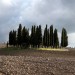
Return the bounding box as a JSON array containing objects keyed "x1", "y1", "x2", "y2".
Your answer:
[
  {"x1": 0, "y1": 47, "x2": 25, "y2": 55},
  {"x1": 0, "y1": 47, "x2": 69, "y2": 56},
  {"x1": 0, "y1": 47, "x2": 21, "y2": 51}
]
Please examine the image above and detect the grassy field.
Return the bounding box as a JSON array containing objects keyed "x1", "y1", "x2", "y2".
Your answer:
[
  {"x1": 0, "y1": 47, "x2": 74, "y2": 57},
  {"x1": 0, "y1": 47, "x2": 68, "y2": 55}
]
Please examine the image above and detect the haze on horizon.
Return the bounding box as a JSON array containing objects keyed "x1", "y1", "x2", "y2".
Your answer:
[{"x1": 0, "y1": 0, "x2": 75, "y2": 47}]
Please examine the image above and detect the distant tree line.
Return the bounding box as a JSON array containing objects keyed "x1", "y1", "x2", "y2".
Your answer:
[{"x1": 9, "y1": 24, "x2": 68, "y2": 48}]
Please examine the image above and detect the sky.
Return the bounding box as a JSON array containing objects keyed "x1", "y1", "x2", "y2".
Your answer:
[{"x1": 0, "y1": 0, "x2": 75, "y2": 47}]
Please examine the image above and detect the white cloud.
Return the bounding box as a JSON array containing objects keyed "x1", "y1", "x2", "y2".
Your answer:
[
  {"x1": 1, "y1": 0, "x2": 13, "y2": 6},
  {"x1": 68, "y1": 33, "x2": 75, "y2": 47}
]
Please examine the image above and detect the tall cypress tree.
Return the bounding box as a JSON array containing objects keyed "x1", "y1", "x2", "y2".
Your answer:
[
  {"x1": 9, "y1": 30, "x2": 16, "y2": 46},
  {"x1": 26, "y1": 28, "x2": 30, "y2": 47},
  {"x1": 13, "y1": 30, "x2": 16, "y2": 46},
  {"x1": 43, "y1": 25, "x2": 48, "y2": 47},
  {"x1": 22, "y1": 26, "x2": 30, "y2": 48},
  {"x1": 47, "y1": 29, "x2": 49, "y2": 47},
  {"x1": 50, "y1": 25, "x2": 54, "y2": 47},
  {"x1": 61, "y1": 28, "x2": 68, "y2": 47},
  {"x1": 35, "y1": 26, "x2": 39, "y2": 46},
  {"x1": 54, "y1": 29, "x2": 59, "y2": 48},
  {"x1": 35, "y1": 25, "x2": 42, "y2": 48},
  {"x1": 33, "y1": 25, "x2": 36, "y2": 47},
  {"x1": 38, "y1": 25, "x2": 42, "y2": 47},
  {"x1": 17, "y1": 24, "x2": 22, "y2": 46},
  {"x1": 30, "y1": 26, "x2": 34, "y2": 47},
  {"x1": 22, "y1": 26, "x2": 26, "y2": 44},
  {"x1": 9, "y1": 31, "x2": 13, "y2": 45},
  {"x1": 30, "y1": 25, "x2": 36, "y2": 47}
]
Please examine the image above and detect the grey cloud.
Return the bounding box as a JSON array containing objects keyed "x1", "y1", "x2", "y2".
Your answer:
[
  {"x1": 0, "y1": 0, "x2": 75, "y2": 46},
  {"x1": 62, "y1": 0, "x2": 75, "y2": 9},
  {"x1": 26, "y1": 0, "x2": 75, "y2": 33}
]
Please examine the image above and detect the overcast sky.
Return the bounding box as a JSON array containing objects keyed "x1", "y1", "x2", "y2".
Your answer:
[{"x1": 0, "y1": 0, "x2": 75, "y2": 47}]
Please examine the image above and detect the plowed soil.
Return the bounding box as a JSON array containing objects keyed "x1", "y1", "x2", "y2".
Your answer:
[{"x1": 0, "y1": 48, "x2": 75, "y2": 75}]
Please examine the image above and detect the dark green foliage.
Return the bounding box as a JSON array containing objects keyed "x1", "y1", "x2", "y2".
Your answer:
[
  {"x1": 30, "y1": 25, "x2": 36, "y2": 47},
  {"x1": 17, "y1": 24, "x2": 22, "y2": 46},
  {"x1": 61, "y1": 28, "x2": 68, "y2": 47},
  {"x1": 13, "y1": 30, "x2": 16, "y2": 46},
  {"x1": 43, "y1": 25, "x2": 47, "y2": 47},
  {"x1": 38, "y1": 25, "x2": 42, "y2": 47},
  {"x1": 25, "y1": 29, "x2": 30, "y2": 47},
  {"x1": 21, "y1": 26, "x2": 30, "y2": 48},
  {"x1": 43, "y1": 25, "x2": 49, "y2": 47},
  {"x1": 54, "y1": 29, "x2": 59, "y2": 48},
  {"x1": 9, "y1": 30, "x2": 16, "y2": 46},
  {"x1": 50, "y1": 25, "x2": 54, "y2": 47},
  {"x1": 36, "y1": 25, "x2": 42, "y2": 47},
  {"x1": 30, "y1": 25, "x2": 34, "y2": 46},
  {"x1": 22, "y1": 26, "x2": 26, "y2": 44},
  {"x1": 9, "y1": 24, "x2": 68, "y2": 48},
  {"x1": 30, "y1": 25, "x2": 42, "y2": 48},
  {"x1": 33, "y1": 25, "x2": 36, "y2": 47},
  {"x1": 47, "y1": 29, "x2": 50, "y2": 47},
  {"x1": 35, "y1": 26, "x2": 39, "y2": 46},
  {"x1": 9, "y1": 31, "x2": 13, "y2": 45}
]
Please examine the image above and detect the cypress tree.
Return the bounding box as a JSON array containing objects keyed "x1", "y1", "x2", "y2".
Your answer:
[
  {"x1": 47, "y1": 29, "x2": 49, "y2": 47},
  {"x1": 9, "y1": 31, "x2": 13, "y2": 45},
  {"x1": 30, "y1": 25, "x2": 36, "y2": 47},
  {"x1": 50, "y1": 25, "x2": 54, "y2": 47},
  {"x1": 22, "y1": 26, "x2": 30, "y2": 48},
  {"x1": 43, "y1": 25, "x2": 48, "y2": 47},
  {"x1": 17, "y1": 24, "x2": 22, "y2": 46},
  {"x1": 30, "y1": 26, "x2": 34, "y2": 47},
  {"x1": 26, "y1": 28, "x2": 30, "y2": 47},
  {"x1": 54, "y1": 29, "x2": 59, "y2": 48},
  {"x1": 35, "y1": 26, "x2": 39, "y2": 46},
  {"x1": 61, "y1": 28, "x2": 68, "y2": 47},
  {"x1": 43, "y1": 29, "x2": 46, "y2": 47},
  {"x1": 22, "y1": 26, "x2": 26, "y2": 44},
  {"x1": 9, "y1": 30, "x2": 16, "y2": 46},
  {"x1": 33, "y1": 25, "x2": 36, "y2": 47},
  {"x1": 38, "y1": 25, "x2": 42, "y2": 47},
  {"x1": 13, "y1": 30, "x2": 16, "y2": 46}
]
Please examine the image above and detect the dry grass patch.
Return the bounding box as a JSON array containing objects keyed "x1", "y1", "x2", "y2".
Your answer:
[{"x1": 38, "y1": 48, "x2": 68, "y2": 51}]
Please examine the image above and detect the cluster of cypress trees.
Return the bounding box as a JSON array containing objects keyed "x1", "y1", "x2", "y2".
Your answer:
[
  {"x1": 9, "y1": 24, "x2": 30, "y2": 48},
  {"x1": 43, "y1": 25, "x2": 59, "y2": 48},
  {"x1": 9, "y1": 24, "x2": 68, "y2": 48}
]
